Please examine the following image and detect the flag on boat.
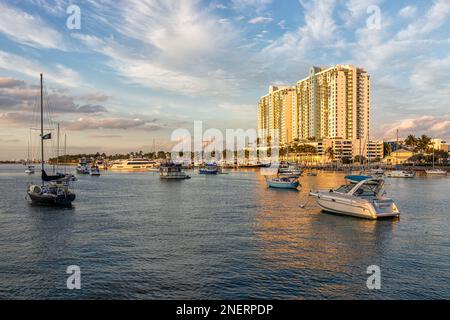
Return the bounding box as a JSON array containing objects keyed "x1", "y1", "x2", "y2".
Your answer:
[{"x1": 42, "y1": 133, "x2": 51, "y2": 140}]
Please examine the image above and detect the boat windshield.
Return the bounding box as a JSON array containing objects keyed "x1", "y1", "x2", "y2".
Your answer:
[
  {"x1": 353, "y1": 183, "x2": 382, "y2": 197},
  {"x1": 334, "y1": 184, "x2": 355, "y2": 193}
]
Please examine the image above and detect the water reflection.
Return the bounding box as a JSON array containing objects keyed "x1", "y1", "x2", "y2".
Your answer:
[{"x1": 254, "y1": 172, "x2": 398, "y2": 290}]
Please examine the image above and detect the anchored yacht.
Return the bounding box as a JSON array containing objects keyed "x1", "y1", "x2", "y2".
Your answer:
[
  {"x1": 109, "y1": 158, "x2": 158, "y2": 171},
  {"x1": 309, "y1": 178, "x2": 400, "y2": 220}
]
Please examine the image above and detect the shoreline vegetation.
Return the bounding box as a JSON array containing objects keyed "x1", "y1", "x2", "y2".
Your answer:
[{"x1": 3, "y1": 134, "x2": 448, "y2": 167}]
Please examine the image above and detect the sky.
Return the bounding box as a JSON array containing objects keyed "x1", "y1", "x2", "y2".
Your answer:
[{"x1": 0, "y1": 0, "x2": 449, "y2": 159}]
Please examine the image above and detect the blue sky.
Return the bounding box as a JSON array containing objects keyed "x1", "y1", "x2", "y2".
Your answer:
[{"x1": 0, "y1": 0, "x2": 449, "y2": 159}]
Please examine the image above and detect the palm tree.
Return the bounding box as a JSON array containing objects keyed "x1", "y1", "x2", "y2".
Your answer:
[
  {"x1": 404, "y1": 134, "x2": 418, "y2": 151},
  {"x1": 325, "y1": 147, "x2": 334, "y2": 162}
]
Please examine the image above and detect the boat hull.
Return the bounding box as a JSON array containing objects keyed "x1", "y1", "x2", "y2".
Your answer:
[
  {"x1": 199, "y1": 169, "x2": 219, "y2": 175},
  {"x1": 267, "y1": 181, "x2": 299, "y2": 189},
  {"x1": 425, "y1": 170, "x2": 447, "y2": 176},
  {"x1": 311, "y1": 193, "x2": 399, "y2": 220},
  {"x1": 27, "y1": 192, "x2": 75, "y2": 206},
  {"x1": 160, "y1": 175, "x2": 190, "y2": 180}
]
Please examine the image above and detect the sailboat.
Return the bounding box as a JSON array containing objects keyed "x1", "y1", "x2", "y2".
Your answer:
[
  {"x1": 25, "y1": 131, "x2": 35, "y2": 174},
  {"x1": 426, "y1": 145, "x2": 447, "y2": 176},
  {"x1": 26, "y1": 74, "x2": 76, "y2": 206}
]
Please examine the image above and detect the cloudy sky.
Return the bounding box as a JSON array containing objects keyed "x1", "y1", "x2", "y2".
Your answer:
[{"x1": 0, "y1": 0, "x2": 449, "y2": 159}]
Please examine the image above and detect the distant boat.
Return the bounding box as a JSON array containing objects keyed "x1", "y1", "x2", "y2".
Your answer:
[
  {"x1": 90, "y1": 165, "x2": 101, "y2": 176},
  {"x1": 25, "y1": 165, "x2": 35, "y2": 175},
  {"x1": 309, "y1": 178, "x2": 400, "y2": 220},
  {"x1": 76, "y1": 158, "x2": 90, "y2": 174},
  {"x1": 160, "y1": 162, "x2": 190, "y2": 180},
  {"x1": 267, "y1": 177, "x2": 299, "y2": 189},
  {"x1": 26, "y1": 74, "x2": 76, "y2": 207},
  {"x1": 425, "y1": 169, "x2": 447, "y2": 176},
  {"x1": 385, "y1": 170, "x2": 415, "y2": 178},
  {"x1": 109, "y1": 158, "x2": 157, "y2": 171},
  {"x1": 278, "y1": 162, "x2": 302, "y2": 178},
  {"x1": 426, "y1": 145, "x2": 447, "y2": 176},
  {"x1": 25, "y1": 133, "x2": 35, "y2": 174},
  {"x1": 199, "y1": 163, "x2": 220, "y2": 175}
]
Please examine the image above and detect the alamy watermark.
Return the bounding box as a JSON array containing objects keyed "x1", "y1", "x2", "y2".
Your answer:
[
  {"x1": 366, "y1": 265, "x2": 381, "y2": 290},
  {"x1": 66, "y1": 5, "x2": 81, "y2": 30},
  {"x1": 66, "y1": 265, "x2": 81, "y2": 290}
]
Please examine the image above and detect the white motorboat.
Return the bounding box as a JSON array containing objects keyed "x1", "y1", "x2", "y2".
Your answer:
[
  {"x1": 25, "y1": 165, "x2": 35, "y2": 174},
  {"x1": 90, "y1": 165, "x2": 101, "y2": 176},
  {"x1": 278, "y1": 162, "x2": 302, "y2": 177},
  {"x1": 159, "y1": 162, "x2": 190, "y2": 179},
  {"x1": 76, "y1": 158, "x2": 90, "y2": 174},
  {"x1": 309, "y1": 178, "x2": 400, "y2": 220},
  {"x1": 385, "y1": 170, "x2": 415, "y2": 178},
  {"x1": 425, "y1": 169, "x2": 447, "y2": 176}
]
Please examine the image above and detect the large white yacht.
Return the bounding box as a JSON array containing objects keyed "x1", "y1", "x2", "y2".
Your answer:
[
  {"x1": 425, "y1": 169, "x2": 447, "y2": 176},
  {"x1": 109, "y1": 158, "x2": 158, "y2": 171},
  {"x1": 309, "y1": 178, "x2": 400, "y2": 220},
  {"x1": 385, "y1": 170, "x2": 415, "y2": 178}
]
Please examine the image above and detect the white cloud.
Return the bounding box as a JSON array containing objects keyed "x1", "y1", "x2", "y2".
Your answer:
[
  {"x1": 0, "y1": 2, "x2": 63, "y2": 49},
  {"x1": 232, "y1": 0, "x2": 272, "y2": 11},
  {"x1": 248, "y1": 16, "x2": 273, "y2": 24},
  {"x1": 381, "y1": 116, "x2": 450, "y2": 140},
  {"x1": 398, "y1": 5, "x2": 417, "y2": 19},
  {"x1": 114, "y1": 0, "x2": 236, "y2": 61},
  {"x1": 262, "y1": 0, "x2": 337, "y2": 58},
  {"x1": 0, "y1": 51, "x2": 83, "y2": 88},
  {"x1": 397, "y1": 0, "x2": 450, "y2": 40},
  {"x1": 72, "y1": 34, "x2": 241, "y2": 96}
]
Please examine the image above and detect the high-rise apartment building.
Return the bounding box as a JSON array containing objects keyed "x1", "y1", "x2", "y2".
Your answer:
[
  {"x1": 257, "y1": 85, "x2": 296, "y2": 145},
  {"x1": 258, "y1": 65, "x2": 371, "y2": 148}
]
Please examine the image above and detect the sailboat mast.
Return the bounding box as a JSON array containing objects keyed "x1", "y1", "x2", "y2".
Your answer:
[
  {"x1": 64, "y1": 134, "x2": 67, "y2": 174},
  {"x1": 40, "y1": 73, "x2": 44, "y2": 177},
  {"x1": 56, "y1": 123, "x2": 60, "y2": 173}
]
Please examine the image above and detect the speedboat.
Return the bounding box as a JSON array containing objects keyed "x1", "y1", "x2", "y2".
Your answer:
[
  {"x1": 199, "y1": 163, "x2": 220, "y2": 175},
  {"x1": 160, "y1": 162, "x2": 190, "y2": 179},
  {"x1": 309, "y1": 178, "x2": 400, "y2": 220},
  {"x1": 90, "y1": 166, "x2": 101, "y2": 176},
  {"x1": 385, "y1": 170, "x2": 415, "y2": 178},
  {"x1": 425, "y1": 169, "x2": 447, "y2": 176},
  {"x1": 76, "y1": 158, "x2": 90, "y2": 174},
  {"x1": 267, "y1": 177, "x2": 299, "y2": 189},
  {"x1": 278, "y1": 163, "x2": 302, "y2": 178},
  {"x1": 370, "y1": 168, "x2": 385, "y2": 176},
  {"x1": 25, "y1": 165, "x2": 35, "y2": 174}
]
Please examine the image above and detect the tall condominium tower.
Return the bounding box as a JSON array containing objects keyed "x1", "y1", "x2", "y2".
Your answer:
[
  {"x1": 258, "y1": 65, "x2": 370, "y2": 145},
  {"x1": 257, "y1": 85, "x2": 296, "y2": 145}
]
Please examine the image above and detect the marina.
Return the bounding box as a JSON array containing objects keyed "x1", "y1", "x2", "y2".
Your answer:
[{"x1": 0, "y1": 165, "x2": 449, "y2": 299}]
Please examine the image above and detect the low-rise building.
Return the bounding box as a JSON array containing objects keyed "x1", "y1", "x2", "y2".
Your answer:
[{"x1": 382, "y1": 149, "x2": 414, "y2": 165}]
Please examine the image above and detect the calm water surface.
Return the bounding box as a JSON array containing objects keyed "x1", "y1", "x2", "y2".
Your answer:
[{"x1": 0, "y1": 164, "x2": 449, "y2": 299}]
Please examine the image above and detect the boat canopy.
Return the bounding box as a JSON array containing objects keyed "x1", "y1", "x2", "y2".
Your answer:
[
  {"x1": 42, "y1": 170, "x2": 65, "y2": 182},
  {"x1": 344, "y1": 175, "x2": 372, "y2": 183}
]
